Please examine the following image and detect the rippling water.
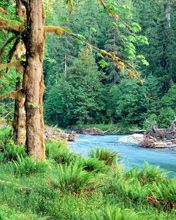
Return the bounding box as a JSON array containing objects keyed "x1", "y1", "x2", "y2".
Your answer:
[{"x1": 69, "y1": 134, "x2": 176, "y2": 177}]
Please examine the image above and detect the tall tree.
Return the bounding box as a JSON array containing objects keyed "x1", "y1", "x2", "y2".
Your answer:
[
  {"x1": 13, "y1": 0, "x2": 26, "y2": 145},
  {"x1": 23, "y1": 0, "x2": 45, "y2": 160}
]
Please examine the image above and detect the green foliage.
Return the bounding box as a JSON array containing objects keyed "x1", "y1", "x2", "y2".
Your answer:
[
  {"x1": 46, "y1": 140, "x2": 78, "y2": 165},
  {"x1": 0, "y1": 139, "x2": 27, "y2": 163},
  {"x1": 108, "y1": 79, "x2": 147, "y2": 126},
  {"x1": 53, "y1": 162, "x2": 93, "y2": 193},
  {"x1": 0, "y1": 138, "x2": 175, "y2": 219},
  {"x1": 144, "y1": 114, "x2": 158, "y2": 130},
  {"x1": 43, "y1": 0, "x2": 152, "y2": 129},
  {"x1": 83, "y1": 158, "x2": 108, "y2": 173},
  {"x1": 91, "y1": 206, "x2": 139, "y2": 220},
  {"x1": 126, "y1": 163, "x2": 167, "y2": 185},
  {"x1": 0, "y1": 127, "x2": 11, "y2": 143},
  {"x1": 45, "y1": 49, "x2": 106, "y2": 127},
  {"x1": 46, "y1": 140, "x2": 69, "y2": 158},
  {"x1": 158, "y1": 107, "x2": 175, "y2": 128},
  {"x1": 89, "y1": 148, "x2": 118, "y2": 166},
  {"x1": 10, "y1": 156, "x2": 49, "y2": 176},
  {"x1": 152, "y1": 179, "x2": 176, "y2": 205},
  {"x1": 0, "y1": 205, "x2": 45, "y2": 220},
  {"x1": 160, "y1": 85, "x2": 176, "y2": 109}
]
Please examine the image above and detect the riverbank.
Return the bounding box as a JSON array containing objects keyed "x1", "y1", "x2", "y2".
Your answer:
[
  {"x1": 70, "y1": 134, "x2": 176, "y2": 177},
  {"x1": 70, "y1": 123, "x2": 145, "y2": 135},
  {"x1": 0, "y1": 127, "x2": 176, "y2": 219}
]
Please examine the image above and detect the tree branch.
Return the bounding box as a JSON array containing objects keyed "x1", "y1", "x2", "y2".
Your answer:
[
  {"x1": 44, "y1": 26, "x2": 65, "y2": 36},
  {"x1": 0, "y1": 7, "x2": 9, "y2": 16},
  {"x1": 0, "y1": 91, "x2": 18, "y2": 100},
  {"x1": 0, "y1": 18, "x2": 24, "y2": 33},
  {"x1": 0, "y1": 61, "x2": 21, "y2": 71}
]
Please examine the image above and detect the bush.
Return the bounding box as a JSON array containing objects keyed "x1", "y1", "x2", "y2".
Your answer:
[
  {"x1": 89, "y1": 148, "x2": 118, "y2": 166},
  {"x1": 1, "y1": 140, "x2": 27, "y2": 162},
  {"x1": 151, "y1": 179, "x2": 176, "y2": 209},
  {"x1": 53, "y1": 162, "x2": 93, "y2": 193},
  {"x1": 46, "y1": 140, "x2": 78, "y2": 165},
  {"x1": 52, "y1": 149, "x2": 78, "y2": 165},
  {"x1": 45, "y1": 140, "x2": 69, "y2": 158},
  {"x1": 0, "y1": 127, "x2": 11, "y2": 143},
  {"x1": 158, "y1": 107, "x2": 175, "y2": 128},
  {"x1": 143, "y1": 114, "x2": 158, "y2": 130},
  {"x1": 126, "y1": 163, "x2": 167, "y2": 185},
  {"x1": 83, "y1": 158, "x2": 108, "y2": 173},
  {"x1": 91, "y1": 206, "x2": 139, "y2": 220},
  {"x1": 11, "y1": 156, "x2": 49, "y2": 176}
]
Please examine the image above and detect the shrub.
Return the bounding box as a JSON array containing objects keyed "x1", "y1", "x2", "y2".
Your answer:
[
  {"x1": 143, "y1": 114, "x2": 158, "y2": 130},
  {"x1": 89, "y1": 148, "x2": 118, "y2": 166},
  {"x1": 126, "y1": 163, "x2": 167, "y2": 185},
  {"x1": 0, "y1": 127, "x2": 11, "y2": 143},
  {"x1": 52, "y1": 149, "x2": 78, "y2": 165},
  {"x1": 83, "y1": 158, "x2": 108, "y2": 173},
  {"x1": 11, "y1": 156, "x2": 49, "y2": 176},
  {"x1": 53, "y1": 162, "x2": 93, "y2": 193},
  {"x1": 46, "y1": 140, "x2": 69, "y2": 157},
  {"x1": 150, "y1": 179, "x2": 176, "y2": 209},
  {"x1": 158, "y1": 107, "x2": 175, "y2": 128},
  {"x1": 1, "y1": 140, "x2": 27, "y2": 162},
  {"x1": 90, "y1": 206, "x2": 139, "y2": 220},
  {"x1": 46, "y1": 140, "x2": 78, "y2": 165}
]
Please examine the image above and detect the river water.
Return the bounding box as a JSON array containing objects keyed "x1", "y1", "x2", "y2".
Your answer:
[{"x1": 69, "y1": 134, "x2": 176, "y2": 177}]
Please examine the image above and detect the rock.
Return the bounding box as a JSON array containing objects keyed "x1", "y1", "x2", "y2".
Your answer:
[
  {"x1": 119, "y1": 134, "x2": 144, "y2": 145},
  {"x1": 44, "y1": 125, "x2": 68, "y2": 141},
  {"x1": 67, "y1": 131, "x2": 77, "y2": 142}
]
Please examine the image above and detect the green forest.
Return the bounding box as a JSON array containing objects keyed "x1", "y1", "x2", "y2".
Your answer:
[
  {"x1": 0, "y1": 0, "x2": 176, "y2": 219},
  {"x1": 44, "y1": 0, "x2": 176, "y2": 130}
]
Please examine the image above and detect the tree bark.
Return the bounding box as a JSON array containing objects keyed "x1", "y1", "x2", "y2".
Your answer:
[
  {"x1": 14, "y1": 80, "x2": 26, "y2": 145},
  {"x1": 14, "y1": 0, "x2": 26, "y2": 145},
  {"x1": 164, "y1": 1, "x2": 171, "y2": 28},
  {"x1": 23, "y1": 0, "x2": 45, "y2": 160}
]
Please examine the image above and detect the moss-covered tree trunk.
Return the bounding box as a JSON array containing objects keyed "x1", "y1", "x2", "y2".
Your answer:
[
  {"x1": 23, "y1": 0, "x2": 45, "y2": 160},
  {"x1": 13, "y1": 0, "x2": 26, "y2": 145}
]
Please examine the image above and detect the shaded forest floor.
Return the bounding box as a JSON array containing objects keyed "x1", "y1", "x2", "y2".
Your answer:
[{"x1": 0, "y1": 127, "x2": 176, "y2": 220}]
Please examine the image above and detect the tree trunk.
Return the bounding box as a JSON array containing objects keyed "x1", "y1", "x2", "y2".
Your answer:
[
  {"x1": 14, "y1": 80, "x2": 26, "y2": 145},
  {"x1": 14, "y1": 0, "x2": 26, "y2": 145},
  {"x1": 164, "y1": 1, "x2": 171, "y2": 28},
  {"x1": 23, "y1": 0, "x2": 45, "y2": 160}
]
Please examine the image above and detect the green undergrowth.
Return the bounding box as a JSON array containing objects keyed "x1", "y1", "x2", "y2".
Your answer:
[{"x1": 0, "y1": 127, "x2": 176, "y2": 219}]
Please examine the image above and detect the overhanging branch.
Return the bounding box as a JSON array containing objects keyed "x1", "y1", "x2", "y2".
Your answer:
[
  {"x1": 0, "y1": 18, "x2": 24, "y2": 33},
  {"x1": 44, "y1": 26, "x2": 65, "y2": 36},
  {"x1": 0, "y1": 91, "x2": 17, "y2": 100},
  {"x1": 0, "y1": 7, "x2": 9, "y2": 16},
  {"x1": 0, "y1": 61, "x2": 21, "y2": 71}
]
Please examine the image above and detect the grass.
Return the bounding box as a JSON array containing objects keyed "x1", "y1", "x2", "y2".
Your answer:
[{"x1": 0, "y1": 127, "x2": 176, "y2": 219}]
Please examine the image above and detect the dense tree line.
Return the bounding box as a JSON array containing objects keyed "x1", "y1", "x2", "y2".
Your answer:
[{"x1": 44, "y1": 0, "x2": 176, "y2": 129}]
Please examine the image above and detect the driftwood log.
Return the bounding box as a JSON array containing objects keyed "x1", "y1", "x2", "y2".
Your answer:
[{"x1": 141, "y1": 119, "x2": 176, "y2": 148}]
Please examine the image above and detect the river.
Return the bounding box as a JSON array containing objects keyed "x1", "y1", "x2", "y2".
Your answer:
[{"x1": 69, "y1": 134, "x2": 176, "y2": 177}]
